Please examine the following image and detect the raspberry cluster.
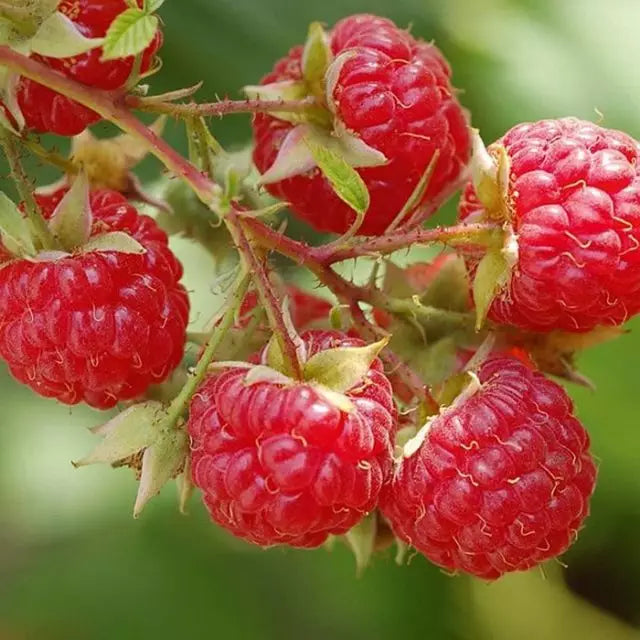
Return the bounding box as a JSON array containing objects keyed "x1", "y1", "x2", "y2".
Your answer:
[{"x1": 5, "y1": 7, "x2": 638, "y2": 583}]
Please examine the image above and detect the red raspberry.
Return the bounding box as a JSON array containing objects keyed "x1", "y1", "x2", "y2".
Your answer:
[
  {"x1": 459, "y1": 117, "x2": 640, "y2": 332},
  {"x1": 252, "y1": 14, "x2": 470, "y2": 236},
  {"x1": 381, "y1": 357, "x2": 597, "y2": 579},
  {"x1": 0, "y1": 189, "x2": 189, "y2": 409},
  {"x1": 17, "y1": 0, "x2": 163, "y2": 136},
  {"x1": 188, "y1": 330, "x2": 397, "y2": 548}
]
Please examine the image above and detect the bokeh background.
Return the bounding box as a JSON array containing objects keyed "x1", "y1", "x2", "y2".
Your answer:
[{"x1": 1, "y1": 0, "x2": 640, "y2": 638}]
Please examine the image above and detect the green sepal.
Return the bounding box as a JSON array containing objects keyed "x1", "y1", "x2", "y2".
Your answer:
[
  {"x1": 0, "y1": 191, "x2": 36, "y2": 257},
  {"x1": 344, "y1": 512, "x2": 377, "y2": 576},
  {"x1": 133, "y1": 426, "x2": 188, "y2": 518},
  {"x1": 72, "y1": 401, "x2": 165, "y2": 467},
  {"x1": 302, "y1": 22, "x2": 332, "y2": 98},
  {"x1": 303, "y1": 337, "x2": 388, "y2": 393},
  {"x1": 47, "y1": 171, "x2": 93, "y2": 251}
]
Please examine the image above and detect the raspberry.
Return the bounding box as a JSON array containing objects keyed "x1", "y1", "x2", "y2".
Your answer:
[
  {"x1": 252, "y1": 14, "x2": 470, "y2": 236},
  {"x1": 17, "y1": 0, "x2": 163, "y2": 136},
  {"x1": 380, "y1": 357, "x2": 597, "y2": 579},
  {"x1": 0, "y1": 189, "x2": 189, "y2": 409},
  {"x1": 459, "y1": 117, "x2": 640, "y2": 332},
  {"x1": 188, "y1": 330, "x2": 397, "y2": 548}
]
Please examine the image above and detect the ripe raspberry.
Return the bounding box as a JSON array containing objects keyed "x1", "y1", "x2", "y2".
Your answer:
[
  {"x1": 381, "y1": 357, "x2": 597, "y2": 579},
  {"x1": 252, "y1": 14, "x2": 470, "y2": 236},
  {"x1": 17, "y1": 0, "x2": 163, "y2": 136},
  {"x1": 459, "y1": 117, "x2": 640, "y2": 332},
  {"x1": 188, "y1": 330, "x2": 397, "y2": 547},
  {"x1": 0, "y1": 189, "x2": 189, "y2": 409}
]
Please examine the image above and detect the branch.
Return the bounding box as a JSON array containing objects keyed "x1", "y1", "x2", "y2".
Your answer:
[
  {"x1": 0, "y1": 129, "x2": 57, "y2": 250},
  {"x1": 311, "y1": 222, "x2": 503, "y2": 265},
  {"x1": 166, "y1": 270, "x2": 251, "y2": 424},
  {"x1": 227, "y1": 211, "x2": 304, "y2": 379},
  {"x1": 0, "y1": 46, "x2": 220, "y2": 208},
  {"x1": 127, "y1": 95, "x2": 319, "y2": 119}
]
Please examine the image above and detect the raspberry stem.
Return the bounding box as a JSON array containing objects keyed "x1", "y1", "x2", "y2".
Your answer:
[
  {"x1": 0, "y1": 129, "x2": 58, "y2": 251},
  {"x1": 0, "y1": 46, "x2": 222, "y2": 210},
  {"x1": 126, "y1": 95, "x2": 320, "y2": 119},
  {"x1": 241, "y1": 216, "x2": 476, "y2": 333},
  {"x1": 227, "y1": 211, "x2": 304, "y2": 379},
  {"x1": 311, "y1": 222, "x2": 504, "y2": 264},
  {"x1": 165, "y1": 270, "x2": 252, "y2": 425},
  {"x1": 18, "y1": 134, "x2": 76, "y2": 174}
]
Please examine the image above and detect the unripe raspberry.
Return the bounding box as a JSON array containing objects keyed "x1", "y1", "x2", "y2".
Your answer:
[
  {"x1": 17, "y1": 0, "x2": 163, "y2": 136},
  {"x1": 0, "y1": 189, "x2": 189, "y2": 409},
  {"x1": 252, "y1": 14, "x2": 470, "y2": 236},
  {"x1": 188, "y1": 330, "x2": 397, "y2": 548},
  {"x1": 459, "y1": 117, "x2": 640, "y2": 332},
  {"x1": 381, "y1": 357, "x2": 597, "y2": 579}
]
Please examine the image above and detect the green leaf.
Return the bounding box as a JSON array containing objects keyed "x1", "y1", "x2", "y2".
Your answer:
[
  {"x1": 101, "y1": 8, "x2": 158, "y2": 61},
  {"x1": 345, "y1": 513, "x2": 377, "y2": 576},
  {"x1": 302, "y1": 22, "x2": 332, "y2": 95},
  {"x1": 306, "y1": 138, "x2": 370, "y2": 217},
  {"x1": 303, "y1": 337, "x2": 389, "y2": 393},
  {"x1": 48, "y1": 171, "x2": 92, "y2": 250},
  {"x1": 80, "y1": 231, "x2": 146, "y2": 255},
  {"x1": 0, "y1": 191, "x2": 35, "y2": 256},
  {"x1": 29, "y1": 11, "x2": 104, "y2": 58},
  {"x1": 145, "y1": 0, "x2": 165, "y2": 12}
]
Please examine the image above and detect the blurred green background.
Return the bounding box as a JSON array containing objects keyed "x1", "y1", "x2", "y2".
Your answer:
[{"x1": 1, "y1": 0, "x2": 640, "y2": 638}]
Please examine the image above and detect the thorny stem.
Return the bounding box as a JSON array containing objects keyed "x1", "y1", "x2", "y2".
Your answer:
[
  {"x1": 227, "y1": 211, "x2": 304, "y2": 379},
  {"x1": 312, "y1": 222, "x2": 504, "y2": 265},
  {"x1": 165, "y1": 270, "x2": 251, "y2": 424},
  {"x1": 0, "y1": 129, "x2": 57, "y2": 250},
  {"x1": 0, "y1": 46, "x2": 221, "y2": 208},
  {"x1": 0, "y1": 44, "x2": 477, "y2": 409},
  {"x1": 126, "y1": 95, "x2": 320, "y2": 119},
  {"x1": 241, "y1": 216, "x2": 476, "y2": 333},
  {"x1": 19, "y1": 135, "x2": 76, "y2": 174}
]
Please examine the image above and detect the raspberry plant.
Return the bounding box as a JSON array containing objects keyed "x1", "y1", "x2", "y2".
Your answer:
[{"x1": 3, "y1": 2, "x2": 639, "y2": 580}]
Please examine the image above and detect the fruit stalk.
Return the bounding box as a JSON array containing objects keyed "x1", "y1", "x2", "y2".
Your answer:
[
  {"x1": 126, "y1": 95, "x2": 320, "y2": 118},
  {"x1": 227, "y1": 211, "x2": 304, "y2": 379},
  {"x1": 0, "y1": 128, "x2": 57, "y2": 250},
  {"x1": 165, "y1": 270, "x2": 252, "y2": 426}
]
